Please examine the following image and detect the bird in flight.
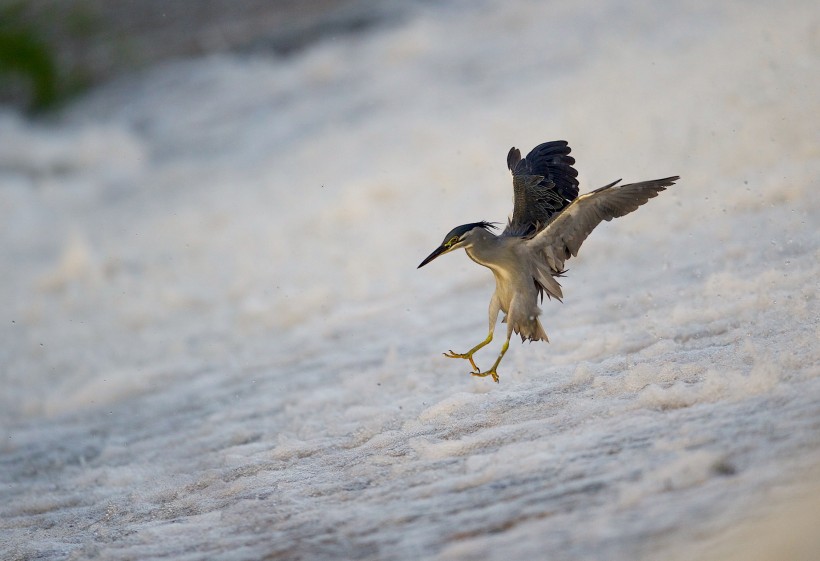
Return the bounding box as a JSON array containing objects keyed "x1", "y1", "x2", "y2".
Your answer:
[{"x1": 418, "y1": 140, "x2": 678, "y2": 382}]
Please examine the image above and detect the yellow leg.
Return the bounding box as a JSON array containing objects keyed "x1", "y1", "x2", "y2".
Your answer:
[
  {"x1": 472, "y1": 338, "x2": 509, "y2": 383},
  {"x1": 443, "y1": 332, "x2": 493, "y2": 373}
]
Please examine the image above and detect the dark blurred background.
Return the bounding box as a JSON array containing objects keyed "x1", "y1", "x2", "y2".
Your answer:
[{"x1": 0, "y1": 0, "x2": 398, "y2": 112}]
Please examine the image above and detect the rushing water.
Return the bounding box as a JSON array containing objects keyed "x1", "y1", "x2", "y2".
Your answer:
[{"x1": 1, "y1": 1, "x2": 818, "y2": 559}]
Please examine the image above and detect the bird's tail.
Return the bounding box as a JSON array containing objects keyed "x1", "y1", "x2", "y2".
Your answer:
[{"x1": 517, "y1": 317, "x2": 549, "y2": 343}]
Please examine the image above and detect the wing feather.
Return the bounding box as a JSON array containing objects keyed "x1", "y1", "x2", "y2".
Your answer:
[
  {"x1": 504, "y1": 141, "x2": 579, "y2": 237},
  {"x1": 527, "y1": 176, "x2": 680, "y2": 272}
]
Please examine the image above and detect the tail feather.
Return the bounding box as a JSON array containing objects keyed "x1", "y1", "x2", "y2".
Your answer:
[
  {"x1": 516, "y1": 317, "x2": 549, "y2": 343},
  {"x1": 534, "y1": 319, "x2": 549, "y2": 343}
]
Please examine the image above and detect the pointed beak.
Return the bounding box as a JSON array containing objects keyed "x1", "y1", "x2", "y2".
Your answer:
[{"x1": 418, "y1": 245, "x2": 448, "y2": 268}]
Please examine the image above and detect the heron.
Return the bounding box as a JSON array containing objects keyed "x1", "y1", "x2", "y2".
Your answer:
[{"x1": 418, "y1": 140, "x2": 678, "y2": 382}]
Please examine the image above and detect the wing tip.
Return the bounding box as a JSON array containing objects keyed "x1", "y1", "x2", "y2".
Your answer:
[
  {"x1": 507, "y1": 147, "x2": 522, "y2": 172},
  {"x1": 651, "y1": 175, "x2": 681, "y2": 189}
]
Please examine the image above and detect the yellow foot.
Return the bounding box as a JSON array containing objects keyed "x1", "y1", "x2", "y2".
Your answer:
[
  {"x1": 443, "y1": 350, "x2": 480, "y2": 373},
  {"x1": 471, "y1": 369, "x2": 499, "y2": 383}
]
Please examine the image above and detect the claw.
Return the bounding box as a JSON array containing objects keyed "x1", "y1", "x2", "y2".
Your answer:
[
  {"x1": 471, "y1": 370, "x2": 500, "y2": 383},
  {"x1": 442, "y1": 333, "x2": 494, "y2": 374},
  {"x1": 443, "y1": 350, "x2": 480, "y2": 372}
]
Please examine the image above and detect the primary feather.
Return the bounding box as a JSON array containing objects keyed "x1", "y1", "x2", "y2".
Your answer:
[
  {"x1": 527, "y1": 176, "x2": 680, "y2": 273},
  {"x1": 504, "y1": 140, "x2": 580, "y2": 237}
]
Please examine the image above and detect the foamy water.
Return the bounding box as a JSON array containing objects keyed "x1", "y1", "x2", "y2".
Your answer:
[{"x1": 1, "y1": 1, "x2": 818, "y2": 559}]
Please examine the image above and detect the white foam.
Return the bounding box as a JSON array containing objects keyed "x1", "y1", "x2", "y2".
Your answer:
[{"x1": 1, "y1": 1, "x2": 819, "y2": 559}]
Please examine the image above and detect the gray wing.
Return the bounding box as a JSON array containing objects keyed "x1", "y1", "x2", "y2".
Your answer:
[
  {"x1": 503, "y1": 140, "x2": 580, "y2": 237},
  {"x1": 526, "y1": 176, "x2": 680, "y2": 272}
]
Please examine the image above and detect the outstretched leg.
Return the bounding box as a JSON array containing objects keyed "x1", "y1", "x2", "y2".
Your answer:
[
  {"x1": 471, "y1": 337, "x2": 509, "y2": 383},
  {"x1": 443, "y1": 292, "x2": 501, "y2": 375},
  {"x1": 444, "y1": 332, "x2": 493, "y2": 373},
  {"x1": 473, "y1": 297, "x2": 515, "y2": 383}
]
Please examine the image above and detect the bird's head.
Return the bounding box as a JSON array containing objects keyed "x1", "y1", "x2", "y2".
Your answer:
[{"x1": 417, "y1": 221, "x2": 497, "y2": 268}]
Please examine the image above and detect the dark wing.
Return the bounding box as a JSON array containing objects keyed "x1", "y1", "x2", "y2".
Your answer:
[
  {"x1": 503, "y1": 140, "x2": 580, "y2": 237},
  {"x1": 526, "y1": 176, "x2": 679, "y2": 272}
]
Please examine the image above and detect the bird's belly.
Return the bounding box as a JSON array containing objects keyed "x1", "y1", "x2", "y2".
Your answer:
[
  {"x1": 493, "y1": 268, "x2": 540, "y2": 314},
  {"x1": 491, "y1": 272, "x2": 516, "y2": 314}
]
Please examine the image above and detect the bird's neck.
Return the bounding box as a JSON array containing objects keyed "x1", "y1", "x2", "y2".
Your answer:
[{"x1": 464, "y1": 234, "x2": 505, "y2": 274}]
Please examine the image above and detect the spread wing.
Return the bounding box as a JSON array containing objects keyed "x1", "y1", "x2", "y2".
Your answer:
[
  {"x1": 503, "y1": 140, "x2": 580, "y2": 237},
  {"x1": 526, "y1": 176, "x2": 680, "y2": 272}
]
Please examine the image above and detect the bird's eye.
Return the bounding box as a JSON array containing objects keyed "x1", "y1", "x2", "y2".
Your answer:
[{"x1": 446, "y1": 237, "x2": 459, "y2": 247}]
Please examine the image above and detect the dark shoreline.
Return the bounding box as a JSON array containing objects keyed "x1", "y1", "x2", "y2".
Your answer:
[{"x1": 0, "y1": 0, "x2": 403, "y2": 111}]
